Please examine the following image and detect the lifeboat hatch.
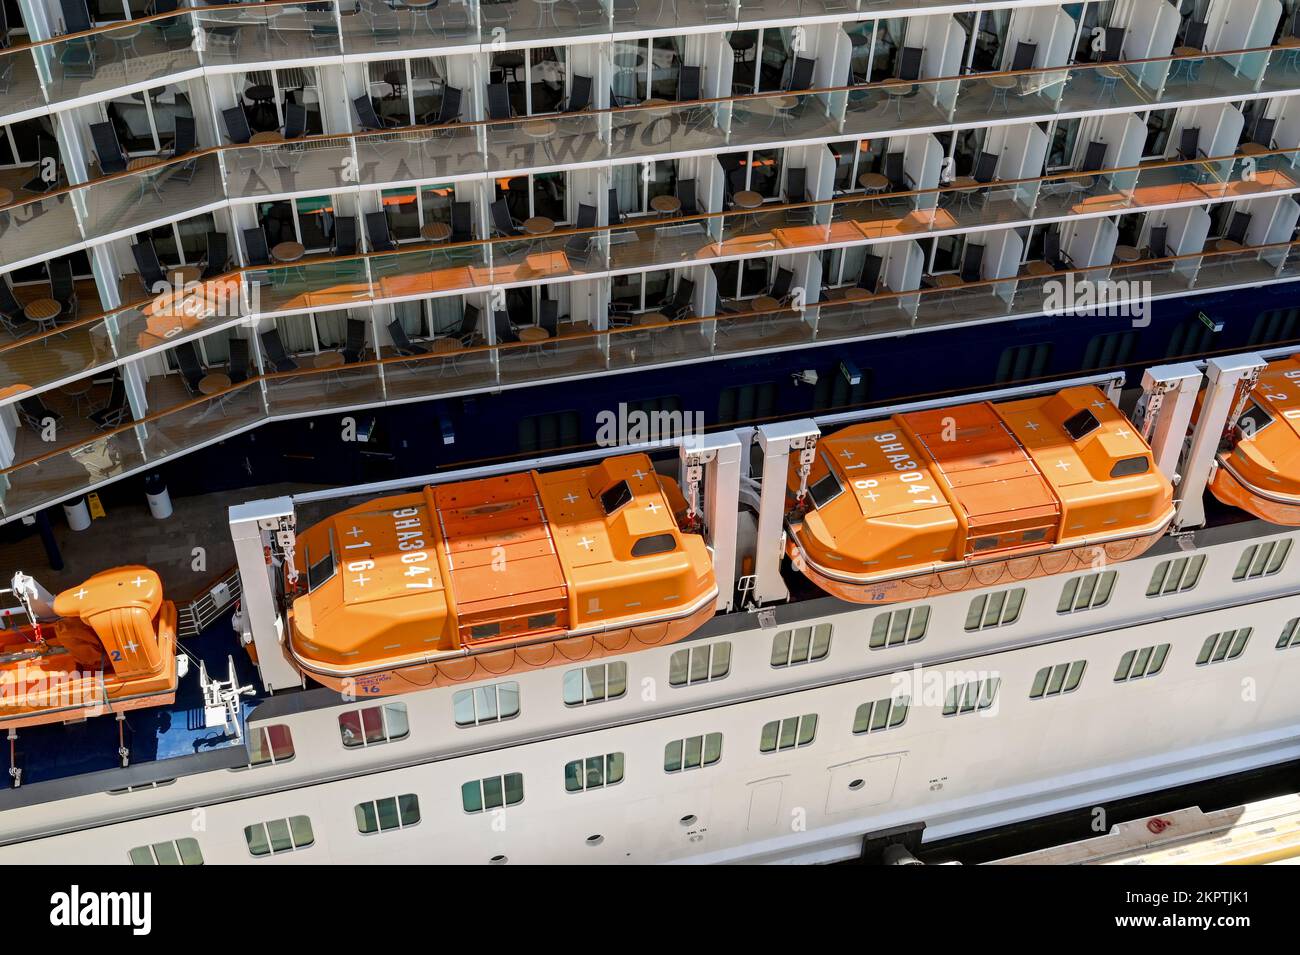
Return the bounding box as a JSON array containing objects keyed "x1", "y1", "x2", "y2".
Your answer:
[{"x1": 433, "y1": 474, "x2": 571, "y2": 645}]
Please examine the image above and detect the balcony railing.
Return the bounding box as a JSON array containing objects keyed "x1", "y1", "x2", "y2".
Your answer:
[{"x1": 2, "y1": 236, "x2": 1298, "y2": 521}]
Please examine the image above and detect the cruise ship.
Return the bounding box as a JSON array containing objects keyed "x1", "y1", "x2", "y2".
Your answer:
[{"x1": 2, "y1": 0, "x2": 1300, "y2": 865}]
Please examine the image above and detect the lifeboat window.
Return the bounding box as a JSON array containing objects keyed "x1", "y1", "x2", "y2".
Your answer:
[
  {"x1": 528, "y1": 612, "x2": 558, "y2": 629},
  {"x1": 1063, "y1": 408, "x2": 1101, "y2": 441},
  {"x1": 1022, "y1": 528, "x2": 1048, "y2": 544},
  {"x1": 964, "y1": 588, "x2": 1025, "y2": 631},
  {"x1": 1277, "y1": 618, "x2": 1300, "y2": 649},
  {"x1": 970, "y1": 535, "x2": 1002, "y2": 552},
  {"x1": 852, "y1": 696, "x2": 910, "y2": 734},
  {"x1": 1146, "y1": 555, "x2": 1206, "y2": 596},
  {"x1": 599, "y1": 480, "x2": 634, "y2": 515},
  {"x1": 1029, "y1": 660, "x2": 1087, "y2": 699},
  {"x1": 306, "y1": 545, "x2": 335, "y2": 593},
  {"x1": 1196, "y1": 628, "x2": 1253, "y2": 666},
  {"x1": 248, "y1": 724, "x2": 295, "y2": 766},
  {"x1": 943, "y1": 677, "x2": 1000, "y2": 716},
  {"x1": 631, "y1": 533, "x2": 676, "y2": 557},
  {"x1": 339, "y1": 702, "x2": 409, "y2": 748},
  {"x1": 669, "y1": 642, "x2": 732, "y2": 686},
  {"x1": 808, "y1": 467, "x2": 844, "y2": 509},
  {"x1": 563, "y1": 662, "x2": 628, "y2": 706},
  {"x1": 244, "y1": 816, "x2": 314, "y2": 857},
  {"x1": 462, "y1": 773, "x2": 525, "y2": 813},
  {"x1": 770, "y1": 624, "x2": 832, "y2": 667},
  {"x1": 129, "y1": 838, "x2": 204, "y2": 866},
  {"x1": 664, "y1": 733, "x2": 723, "y2": 772},
  {"x1": 1233, "y1": 539, "x2": 1293, "y2": 581},
  {"x1": 1114, "y1": 643, "x2": 1170, "y2": 681},
  {"x1": 1237, "y1": 401, "x2": 1274, "y2": 436},
  {"x1": 869, "y1": 606, "x2": 930, "y2": 649},
  {"x1": 1057, "y1": 571, "x2": 1117, "y2": 614},
  {"x1": 759, "y1": 714, "x2": 818, "y2": 753},
  {"x1": 564, "y1": 752, "x2": 625, "y2": 792},
  {"x1": 355, "y1": 794, "x2": 421, "y2": 834},
  {"x1": 453, "y1": 682, "x2": 520, "y2": 727},
  {"x1": 1109, "y1": 455, "x2": 1150, "y2": 478},
  {"x1": 471, "y1": 623, "x2": 501, "y2": 640}
]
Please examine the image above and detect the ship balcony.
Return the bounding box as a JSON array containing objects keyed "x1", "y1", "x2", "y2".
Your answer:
[{"x1": 2, "y1": 233, "x2": 1299, "y2": 522}]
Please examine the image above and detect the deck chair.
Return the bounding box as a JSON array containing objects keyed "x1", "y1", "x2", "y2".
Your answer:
[
  {"x1": 354, "y1": 94, "x2": 398, "y2": 132},
  {"x1": 365, "y1": 211, "x2": 397, "y2": 252},
  {"x1": 897, "y1": 46, "x2": 923, "y2": 83},
  {"x1": 0, "y1": 279, "x2": 27, "y2": 336},
  {"x1": 725, "y1": 166, "x2": 748, "y2": 207},
  {"x1": 200, "y1": 231, "x2": 230, "y2": 279},
  {"x1": 538, "y1": 299, "x2": 561, "y2": 337},
  {"x1": 259, "y1": 328, "x2": 299, "y2": 372},
  {"x1": 857, "y1": 253, "x2": 884, "y2": 292},
  {"x1": 1184, "y1": 19, "x2": 1208, "y2": 51},
  {"x1": 454, "y1": 303, "x2": 481, "y2": 346},
  {"x1": 960, "y1": 243, "x2": 985, "y2": 283},
  {"x1": 282, "y1": 103, "x2": 308, "y2": 140},
  {"x1": 222, "y1": 105, "x2": 254, "y2": 144},
  {"x1": 493, "y1": 310, "x2": 519, "y2": 343},
  {"x1": 175, "y1": 340, "x2": 206, "y2": 394},
  {"x1": 785, "y1": 167, "x2": 812, "y2": 224},
  {"x1": 490, "y1": 198, "x2": 524, "y2": 238},
  {"x1": 787, "y1": 55, "x2": 817, "y2": 91},
  {"x1": 676, "y1": 178, "x2": 700, "y2": 216},
  {"x1": 227, "y1": 337, "x2": 250, "y2": 383},
  {"x1": 242, "y1": 227, "x2": 271, "y2": 266},
  {"x1": 1176, "y1": 126, "x2": 1205, "y2": 182},
  {"x1": 608, "y1": 187, "x2": 625, "y2": 226},
  {"x1": 1043, "y1": 229, "x2": 1073, "y2": 270},
  {"x1": 342, "y1": 318, "x2": 368, "y2": 364},
  {"x1": 90, "y1": 121, "x2": 128, "y2": 176},
  {"x1": 89, "y1": 375, "x2": 130, "y2": 430},
  {"x1": 1010, "y1": 41, "x2": 1037, "y2": 72},
  {"x1": 883, "y1": 151, "x2": 915, "y2": 205},
  {"x1": 450, "y1": 201, "x2": 474, "y2": 242},
  {"x1": 422, "y1": 86, "x2": 463, "y2": 126},
  {"x1": 767, "y1": 267, "x2": 795, "y2": 304},
  {"x1": 1096, "y1": 26, "x2": 1125, "y2": 63},
  {"x1": 973, "y1": 151, "x2": 999, "y2": 184},
  {"x1": 167, "y1": 115, "x2": 198, "y2": 183},
  {"x1": 674, "y1": 66, "x2": 712, "y2": 132},
  {"x1": 1144, "y1": 225, "x2": 1172, "y2": 272},
  {"x1": 663, "y1": 278, "x2": 696, "y2": 321},
  {"x1": 1251, "y1": 117, "x2": 1277, "y2": 150},
  {"x1": 22, "y1": 137, "x2": 59, "y2": 193},
  {"x1": 60, "y1": 0, "x2": 93, "y2": 33},
  {"x1": 485, "y1": 82, "x2": 513, "y2": 120},
  {"x1": 1079, "y1": 139, "x2": 1108, "y2": 191},
  {"x1": 48, "y1": 259, "x2": 78, "y2": 319},
  {"x1": 132, "y1": 239, "x2": 168, "y2": 293},
  {"x1": 388, "y1": 319, "x2": 429, "y2": 356},
  {"x1": 564, "y1": 75, "x2": 593, "y2": 113},
  {"x1": 1226, "y1": 211, "x2": 1252, "y2": 245},
  {"x1": 18, "y1": 396, "x2": 62, "y2": 429},
  {"x1": 565, "y1": 203, "x2": 599, "y2": 259},
  {"x1": 332, "y1": 216, "x2": 359, "y2": 256}
]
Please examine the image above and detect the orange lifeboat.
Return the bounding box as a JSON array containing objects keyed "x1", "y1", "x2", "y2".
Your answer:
[
  {"x1": 286, "y1": 453, "x2": 717, "y2": 695},
  {"x1": 0, "y1": 567, "x2": 179, "y2": 728},
  {"x1": 784, "y1": 386, "x2": 1175, "y2": 604},
  {"x1": 1209, "y1": 354, "x2": 1300, "y2": 524}
]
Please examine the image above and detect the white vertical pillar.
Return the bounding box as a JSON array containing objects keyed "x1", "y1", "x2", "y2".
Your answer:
[
  {"x1": 1135, "y1": 363, "x2": 1201, "y2": 482},
  {"x1": 754, "y1": 420, "x2": 820, "y2": 605},
  {"x1": 228, "y1": 498, "x2": 302, "y2": 692},
  {"x1": 680, "y1": 430, "x2": 742, "y2": 613}
]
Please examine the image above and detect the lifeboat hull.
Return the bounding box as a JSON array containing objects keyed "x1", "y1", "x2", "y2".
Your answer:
[
  {"x1": 1209, "y1": 463, "x2": 1300, "y2": 526},
  {"x1": 786, "y1": 528, "x2": 1168, "y2": 605},
  {"x1": 293, "y1": 596, "x2": 717, "y2": 697},
  {"x1": 0, "y1": 602, "x2": 179, "y2": 729}
]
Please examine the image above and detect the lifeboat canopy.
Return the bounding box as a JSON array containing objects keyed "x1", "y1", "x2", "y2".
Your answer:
[{"x1": 1209, "y1": 354, "x2": 1300, "y2": 524}]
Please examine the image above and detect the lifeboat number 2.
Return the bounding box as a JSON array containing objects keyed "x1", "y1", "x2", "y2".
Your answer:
[{"x1": 857, "y1": 433, "x2": 939, "y2": 506}]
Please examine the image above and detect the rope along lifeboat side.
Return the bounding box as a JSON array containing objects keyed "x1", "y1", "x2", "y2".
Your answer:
[
  {"x1": 1209, "y1": 354, "x2": 1300, "y2": 525},
  {"x1": 0, "y1": 568, "x2": 179, "y2": 729},
  {"x1": 784, "y1": 385, "x2": 1176, "y2": 605},
  {"x1": 286, "y1": 453, "x2": 717, "y2": 696}
]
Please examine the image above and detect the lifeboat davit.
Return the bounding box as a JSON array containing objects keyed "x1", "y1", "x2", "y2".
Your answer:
[
  {"x1": 785, "y1": 385, "x2": 1175, "y2": 604},
  {"x1": 0, "y1": 567, "x2": 179, "y2": 728},
  {"x1": 286, "y1": 453, "x2": 717, "y2": 695},
  {"x1": 1209, "y1": 354, "x2": 1300, "y2": 524}
]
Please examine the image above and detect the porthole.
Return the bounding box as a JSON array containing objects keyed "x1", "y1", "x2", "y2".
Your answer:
[
  {"x1": 586, "y1": 834, "x2": 604, "y2": 846},
  {"x1": 680, "y1": 814, "x2": 698, "y2": 826},
  {"x1": 489, "y1": 854, "x2": 508, "y2": 864},
  {"x1": 848, "y1": 778, "x2": 866, "y2": 791}
]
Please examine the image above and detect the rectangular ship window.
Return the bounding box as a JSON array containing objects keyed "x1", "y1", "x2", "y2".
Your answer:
[
  {"x1": 943, "y1": 678, "x2": 1000, "y2": 716},
  {"x1": 869, "y1": 606, "x2": 930, "y2": 649},
  {"x1": 1029, "y1": 660, "x2": 1086, "y2": 698},
  {"x1": 355, "y1": 794, "x2": 421, "y2": 834},
  {"x1": 453, "y1": 682, "x2": 520, "y2": 727},
  {"x1": 562, "y1": 662, "x2": 627, "y2": 706},
  {"x1": 129, "y1": 838, "x2": 203, "y2": 866},
  {"x1": 759, "y1": 714, "x2": 818, "y2": 753},
  {"x1": 964, "y1": 589, "x2": 1025, "y2": 631},
  {"x1": 1114, "y1": 643, "x2": 1171, "y2": 682},
  {"x1": 669, "y1": 642, "x2": 731, "y2": 686},
  {"x1": 1146, "y1": 555, "x2": 1205, "y2": 596},
  {"x1": 244, "y1": 816, "x2": 314, "y2": 857},
  {"x1": 853, "y1": 696, "x2": 910, "y2": 734},
  {"x1": 1195, "y1": 628, "x2": 1252, "y2": 666},
  {"x1": 664, "y1": 733, "x2": 723, "y2": 772},
  {"x1": 770, "y1": 624, "x2": 832, "y2": 667},
  {"x1": 564, "y1": 753, "x2": 625, "y2": 792},
  {"x1": 462, "y1": 773, "x2": 525, "y2": 813},
  {"x1": 1278, "y1": 618, "x2": 1300, "y2": 650},
  {"x1": 1057, "y1": 571, "x2": 1117, "y2": 614},
  {"x1": 1232, "y1": 540, "x2": 1293, "y2": 581},
  {"x1": 248, "y1": 724, "x2": 294, "y2": 766},
  {"x1": 338, "y1": 703, "x2": 410, "y2": 748}
]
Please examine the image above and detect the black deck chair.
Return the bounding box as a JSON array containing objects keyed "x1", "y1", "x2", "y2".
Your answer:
[
  {"x1": 1252, "y1": 116, "x2": 1277, "y2": 149},
  {"x1": 89, "y1": 374, "x2": 129, "y2": 430},
  {"x1": 450, "y1": 201, "x2": 474, "y2": 242},
  {"x1": 1010, "y1": 41, "x2": 1037, "y2": 72},
  {"x1": 485, "y1": 82, "x2": 513, "y2": 120},
  {"x1": 388, "y1": 319, "x2": 429, "y2": 356},
  {"x1": 342, "y1": 317, "x2": 368, "y2": 364},
  {"x1": 897, "y1": 47, "x2": 923, "y2": 82},
  {"x1": 1146, "y1": 225, "x2": 1169, "y2": 259},
  {"x1": 1097, "y1": 26, "x2": 1125, "y2": 63},
  {"x1": 1043, "y1": 229, "x2": 1072, "y2": 269},
  {"x1": 607, "y1": 187, "x2": 624, "y2": 226},
  {"x1": 332, "y1": 216, "x2": 359, "y2": 256},
  {"x1": 227, "y1": 337, "x2": 250, "y2": 383},
  {"x1": 960, "y1": 243, "x2": 985, "y2": 283},
  {"x1": 677, "y1": 65, "x2": 702, "y2": 102},
  {"x1": 1184, "y1": 20, "x2": 1208, "y2": 51},
  {"x1": 132, "y1": 240, "x2": 168, "y2": 293},
  {"x1": 0, "y1": 279, "x2": 26, "y2": 336},
  {"x1": 423, "y1": 86, "x2": 463, "y2": 126},
  {"x1": 22, "y1": 137, "x2": 59, "y2": 193},
  {"x1": 724, "y1": 166, "x2": 747, "y2": 206},
  {"x1": 200, "y1": 231, "x2": 230, "y2": 279},
  {"x1": 243, "y1": 227, "x2": 271, "y2": 266},
  {"x1": 490, "y1": 199, "x2": 524, "y2": 238},
  {"x1": 60, "y1": 0, "x2": 93, "y2": 33},
  {"x1": 1226, "y1": 211, "x2": 1252, "y2": 245},
  {"x1": 565, "y1": 203, "x2": 598, "y2": 257},
  {"x1": 174, "y1": 340, "x2": 205, "y2": 394},
  {"x1": 664, "y1": 278, "x2": 695, "y2": 320},
  {"x1": 768, "y1": 267, "x2": 794, "y2": 303},
  {"x1": 1080, "y1": 139, "x2": 1107, "y2": 172},
  {"x1": 539, "y1": 299, "x2": 561, "y2": 337},
  {"x1": 973, "y1": 151, "x2": 999, "y2": 184},
  {"x1": 365, "y1": 211, "x2": 396, "y2": 252},
  {"x1": 90, "y1": 122, "x2": 127, "y2": 176},
  {"x1": 857, "y1": 253, "x2": 884, "y2": 292},
  {"x1": 259, "y1": 328, "x2": 299, "y2": 372},
  {"x1": 283, "y1": 103, "x2": 308, "y2": 140},
  {"x1": 1176, "y1": 126, "x2": 1202, "y2": 161},
  {"x1": 455, "y1": 303, "x2": 481, "y2": 345},
  {"x1": 883, "y1": 150, "x2": 915, "y2": 202},
  {"x1": 787, "y1": 55, "x2": 817, "y2": 91},
  {"x1": 676, "y1": 178, "x2": 699, "y2": 216},
  {"x1": 564, "y1": 75, "x2": 593, "y2": 113},
  {"x1": 168, "y1": 115, "x2": 198, "y2": 183},
  {"x1": 18, "y1": 395, "x2": 62, "y2": 429},
  {"x1": 48, "y1": 259, "x2": 78, "y2": 318},
  {"x1": 354, "y1": 94, "x2": 397, "y2": 132},
  {"x1": 222, "y1": 106, "x2": 254, "y2": 145},
  {"x1": 493, "y1": 310, "x2": 519, "y2": 343}
]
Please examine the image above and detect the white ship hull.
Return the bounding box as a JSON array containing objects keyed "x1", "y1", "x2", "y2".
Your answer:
[{"x1": 1, "y1": 519, "x2": 1298, "y2": 864}]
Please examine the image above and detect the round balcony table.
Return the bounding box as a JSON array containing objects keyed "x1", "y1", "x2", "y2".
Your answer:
[
  {"x1": 24, "y1": 298, "x2": 62, "y2": 336},
  {"x1": 1022, "y1": 260, "x2": 1055, "y2": 277},
  {"x1": 1169, "y1": 46, "x2": 1205, "y2": 84},
  {"x1": 1279, "y1": 36, "x2": 1300, "y2": 73},
  {"x1": 523, "y1": 119, "x2": 557, "y2": 163},
  {"x1": 840, "y1": 286, "x2": 873, "y2": 301},
  {"x1": 518, "y1": 324, "x2": 550, "y2": 364},
  {"x1": 751, "y1": 294, "x2": 780, "y2": 332},
  {"x1": 272, "y1": 241, "x2": 306, "y2": 286},
  {"x1": 732, "y1": 189, "x2": 763, "y2": 232},
  {"x1": 988, "y1": 74, "x2": 1018, "y2": 113},
  {"x1": 198, "y1": 372, "x2": 233, "y2": 414},
  {"x1": 1112, "y1": 244, "x2": 1141, "y2": 264},
  {"x1": 403, "y1": 0, "x2": 438, "y2": 37},
  {"x1": 250, "y1": 130, "x2": 286, "y2": 172},
  {"x1": 421, "y1": 222, "x2": 452, "y2": 242},
  {"x1": 642, "y1": 98, "x2": 671, "y2": 110},
  {"x1": 523, "y1": 216, "x2": 556, "y2": 236},
  {"x1": 110, "y1": 26, "x2": 143, "y2": 71},
  {"x1": 383, "y1": 70, "x2": 408, "y2": 99},
  {"x1": 929, "y1": 272, "x2": 964, "y2": 308},
  {"x1": 170, "y1": 265, "x2": 202, "y2": 288},
  {"x1": 127, "y1": 155, "x2": 167, "y2": 201},
  {"x1": 60, "y1": 379, "x2": 95, "y2": 416},
  {"x1": 534, "y1": 0, "x2": 562, "y2": 30},
  {"x1": 769, "y1": 95, "x2": 801, "y2": 134},
  {"x1": 494, "y1": 52, "x2": 525, "y2": 84},
  {"x1": 1239, "y1": 142, "x2": 1269, "y2": 156},
  {"x1": 313, "y1": 350, "x2": 345, "y2": 392},
  {"x1": 859, "y1": 172, "x2": 889, "y2": 207},
  {"x1": 1211, "y1": 237, "x2": 1245, "y2": 270},
  {"x1": 949, "y1": 175, "x2": 981, "y2": 216},
  {"x1": 650, "y1": 194, "x2": 682, "y2": 216},
  {"x1": 245, "y1": 84, "x2": 276, "y2": 129},
  {"x1": 430, "y1": 336, "x2": 463, "y2": 374},
  {"x1": 881, "y1": 80, "x2": 913, "y2": 119}
]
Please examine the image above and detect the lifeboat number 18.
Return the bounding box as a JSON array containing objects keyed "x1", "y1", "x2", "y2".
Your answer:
[{"x1": 866, "y1": 433, "x2": 939, "y2": 506}]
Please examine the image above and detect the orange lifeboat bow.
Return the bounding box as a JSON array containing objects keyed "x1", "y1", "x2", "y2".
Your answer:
[
  {"x1": 0, "y1": 567, "x2": 178, "y2": 728},
  {"x1": 785, "y1": 386, "x2": 1175, "y2": 604},
  {"x1": 1209, "y1": 354, "x2": 1300, "y2": 525},
  {"x1": 287, "y1": 453, "x2": 717, "y2": 695}
]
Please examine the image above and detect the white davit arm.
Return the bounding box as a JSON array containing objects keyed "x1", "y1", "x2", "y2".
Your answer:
[{"x1": 10, "y1": 572, "x2": 58, "y2": 623}]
